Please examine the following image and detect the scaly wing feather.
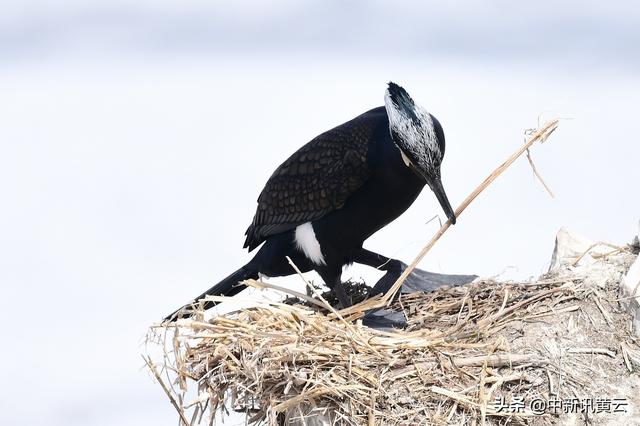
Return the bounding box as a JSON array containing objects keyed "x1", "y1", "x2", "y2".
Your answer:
[{"x1": 243, "y1": 109, "x2": 384, "y2": 251}]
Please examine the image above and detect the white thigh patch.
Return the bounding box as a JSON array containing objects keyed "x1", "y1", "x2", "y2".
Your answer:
[{"x1": 294, "y1": 222, "x2": 326, "y2": 265}]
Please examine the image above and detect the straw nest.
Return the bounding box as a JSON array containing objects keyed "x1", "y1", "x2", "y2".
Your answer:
[{"x1": 146, "y1": 249, "x2": 640, "y2": 425}]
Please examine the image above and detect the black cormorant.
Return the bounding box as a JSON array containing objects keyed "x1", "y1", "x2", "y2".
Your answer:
[{"x1": 166, "y1": 82, "x2": 460, "y2": 321}]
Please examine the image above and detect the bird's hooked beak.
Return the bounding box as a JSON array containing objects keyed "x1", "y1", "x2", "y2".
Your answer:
[
  {"x1": 384, "y1": 81, "x2": 456, "y2": 225},
  {"x1": 402, "y1": 156, "x2": 457, "y2": 225},
  {"x1": 428, "y1": 177, "x2": 456, "y2": 225}
]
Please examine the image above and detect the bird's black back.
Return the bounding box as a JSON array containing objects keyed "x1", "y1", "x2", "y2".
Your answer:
[{"x1": 243, "y1": 107, "x2": 388, "y2": 251}]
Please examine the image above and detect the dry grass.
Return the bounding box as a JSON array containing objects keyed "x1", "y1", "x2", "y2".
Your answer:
[
  {"x1": 144, "y1": 251, "x2": 640, "y2": 425},
  {"x1": 144, "y1": 119, "x2": 640, "y2": 424}
]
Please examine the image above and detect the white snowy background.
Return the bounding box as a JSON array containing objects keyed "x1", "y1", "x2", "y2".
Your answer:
[{"x1": 1, "y1": 1, "x2": 639, "y2": 425}]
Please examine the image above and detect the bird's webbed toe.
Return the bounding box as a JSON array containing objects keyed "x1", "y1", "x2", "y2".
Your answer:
[
  {"x1": 400, "y1": 266, "x2": 478, "y2": 294},
  {"x1": 368, "y1": 261, "x2": 477, "y2": 298},
  {"x1": 362, "y1": 308, "x2": 407, "y2": 330}
]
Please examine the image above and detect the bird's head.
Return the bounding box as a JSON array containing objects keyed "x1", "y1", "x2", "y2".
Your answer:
[{"x1": 384, "y1": 82, "x2": 456, "y2": 224}]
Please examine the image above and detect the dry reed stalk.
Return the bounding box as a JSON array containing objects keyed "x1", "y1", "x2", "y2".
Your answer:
[
  {"x1": 451, "y1": 354, "x2": 546, "y2": 368},
  {"x1": 567, "y1": 347, "x2": 617, "y2": 358},
  {"x1": 526, "y1": 148, "x2": 555, "y2": 198},
  {"x1": 359, "y1": 119, "x2": 560, "y2": 310}
]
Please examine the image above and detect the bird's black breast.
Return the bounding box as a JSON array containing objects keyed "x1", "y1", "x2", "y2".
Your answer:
[{"x1": 243, "y1": 107, "x2": 388, "y2": 251}]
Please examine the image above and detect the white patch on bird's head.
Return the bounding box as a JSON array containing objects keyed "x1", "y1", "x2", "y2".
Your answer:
[
  {"x1": 399, "y1": 150, "x2": 413, "y2": 167},
  {"x1": 384, "y1": 82, "x2": 441, "y2": 175},
  {"x1": 294, "y1": 222, "x2": 326, "y2": 266}
]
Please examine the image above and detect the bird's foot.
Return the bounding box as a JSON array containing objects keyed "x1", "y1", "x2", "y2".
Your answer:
[
  {"x1": 369, "y1": 263, "x2": 477, "y2": 298},
  {"x1": 400, "y1": 265, "x2": 478, "y2": 294},
  {"x1": 362, "y1": 308, "x2": 407, "y2": 330}
]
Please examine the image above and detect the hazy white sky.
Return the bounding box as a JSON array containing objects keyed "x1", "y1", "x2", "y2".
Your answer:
[
  {"x1": 2, "y1": 1, "x2": 640, "y2": 67},
  {"x1": 1, "y1": 2, "x2": 639, "y2": 425}
]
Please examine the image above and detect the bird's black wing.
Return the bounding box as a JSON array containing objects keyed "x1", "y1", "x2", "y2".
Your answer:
[{"x1": 243, "y1": 109, "x2": 384, "y2": 251}]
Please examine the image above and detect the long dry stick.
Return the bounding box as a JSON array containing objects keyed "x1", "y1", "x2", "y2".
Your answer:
[
  {"x1": 364, "y1": 119, "x2": 560, "y2": 309},
  {"x1": 244, "y1": 278, "x2": 329, "y2": 309},
  {"x1": 451, "y1": 353, "x2": 545, "y2": 368},
  {"x1": 567, "y1": 347, "x2": 617, "y2": 358},
  {"x1": 526, "y1": 148, "x2": 555, "y2": 198}
]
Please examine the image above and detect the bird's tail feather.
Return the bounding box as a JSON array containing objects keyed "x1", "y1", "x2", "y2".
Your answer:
[{"x1": 164, "y1": 263, "x2": 259, "y2": 322}]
